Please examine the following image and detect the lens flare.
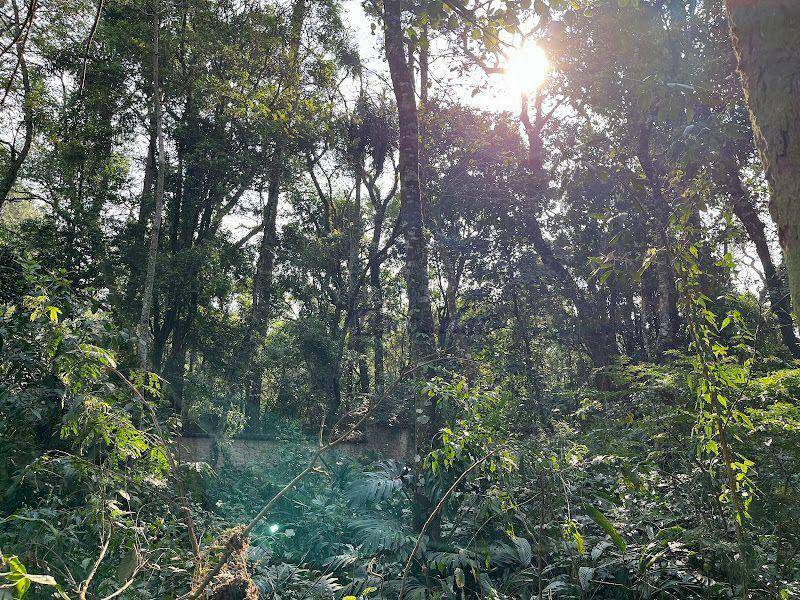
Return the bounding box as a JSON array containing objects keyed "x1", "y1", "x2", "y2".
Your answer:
[{"x1": 503, "y1": 44, "x2": 550, "y2": 96}]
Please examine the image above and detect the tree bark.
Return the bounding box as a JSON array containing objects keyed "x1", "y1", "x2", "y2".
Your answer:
[
  {"x1": 138, "y1": 0, "x2": 165, "y2": 371},
  {"x1": 713, "y1": 156, "x2": 800, "y2": 358},
  {"x1": 725, "y1": 0, "x2": 800, "y2": 322},
  {"x1": 383, "y1": 0, "x2": 439, "y2": 533},
  {"x1": 0, "y1": 0, "x2": 33, "y2": 210}
]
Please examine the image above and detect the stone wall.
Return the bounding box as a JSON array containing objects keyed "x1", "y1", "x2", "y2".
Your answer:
[{"x1": 176, "y1": 426, "x2": 410, "y2": 469}]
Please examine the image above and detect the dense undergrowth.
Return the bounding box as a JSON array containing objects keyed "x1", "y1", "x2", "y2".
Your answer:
[
  {"x1": 4, "y1": 0, "x2": 800, "y2": 595},
  {"x1": 2, "y1": 249, "x2": 799, "y2": 599}
]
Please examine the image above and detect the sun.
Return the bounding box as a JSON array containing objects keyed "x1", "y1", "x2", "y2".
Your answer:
[{"x1": 503, "y1": 44, "x2": 550, "y2": 97}]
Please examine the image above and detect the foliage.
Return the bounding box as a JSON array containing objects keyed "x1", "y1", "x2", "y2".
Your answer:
[
  {"x1": 0, "y1": 243, "x2": 194, "y2": 598},
  {"x1": 2, "y1": 0, "x2": 800, "y2": 598}
]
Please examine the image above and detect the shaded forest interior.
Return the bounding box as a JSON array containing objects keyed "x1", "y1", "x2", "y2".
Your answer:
[{"x1": 2, "y1": 0, "x2": 800, "y2": 598}]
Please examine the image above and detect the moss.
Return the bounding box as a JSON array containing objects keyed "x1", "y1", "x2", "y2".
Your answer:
[
  {"x1": 210, "y1": 527, "x2": 259, "y2": 600},
  {"x1": 727, "y1": 0, "x2": 800, "y2": 321}
]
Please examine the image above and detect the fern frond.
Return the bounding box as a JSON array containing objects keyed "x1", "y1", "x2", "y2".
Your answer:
[
  {"x1": 345, "y1": 460, "x2": 406, "y2": 506},
  {"x1": 350, "y1": 515, "x2": 408, "y2": 553}
]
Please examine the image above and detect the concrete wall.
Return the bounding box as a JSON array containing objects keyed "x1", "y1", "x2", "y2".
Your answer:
[{"x1": 176, "y1": 426, "x2": 410, "y2": 469}]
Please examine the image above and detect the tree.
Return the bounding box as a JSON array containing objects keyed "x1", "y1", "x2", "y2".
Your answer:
[
  {"x1": 240, "y1": 0, "x2": 308, "y2": 432},
  {"x1": 138, "y1": 0, "x2": 165, "y2": 371},
  {"x1": 713, "y1": 150, "x2": 800, "y2": 358},
  {"x1": 382, "y1": 0, "x2": 439, "y2": 530},
  {"x1": 0, "y1": 0, "x2": 34, "y2": 208}
]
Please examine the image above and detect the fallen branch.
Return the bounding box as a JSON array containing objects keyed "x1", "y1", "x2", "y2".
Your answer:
[{"x1": 181, "y1": 354, "x2": 450, "y2": 600}]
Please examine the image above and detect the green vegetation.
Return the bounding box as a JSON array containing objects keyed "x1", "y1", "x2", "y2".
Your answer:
[{"x1": 2, "y1": 0, "x2": 800, "y2": 598}]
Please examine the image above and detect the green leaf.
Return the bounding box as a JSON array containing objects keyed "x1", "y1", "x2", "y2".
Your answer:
[
  {"x1": 512, "y1": 536, "x2": 532, "y2": 565},
  {"x1": 585, "y1": 505, "x2": 626, "y2": 554}
]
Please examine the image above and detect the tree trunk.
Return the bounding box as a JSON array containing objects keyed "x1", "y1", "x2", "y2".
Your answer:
[
  {"x1": 521, "y1": 92, "x2": 618, "y2": 367},
  {"x1": 655, "y1": 259, "x2": 679, "y2": 354},
  {"x1": 243, "y1": 174, "x2": 280, "y2": 431},
  {"x1": 713, "y1": 157, "x2": 800, "y2": 358},
  {"x1": 0, "y1": 0, "x2": 33, "y2": 210},
  {"x1": 364, "y1": 168, "x2": 395, "y2": 400},
  {"x1": 354, "y1": 314, "x2": 371, "y2": 396},
  {"x1": 725, "y1": 0, "x2": 800, "y2": 322},
  {"x1": 636, "y1": 121, "x2": 679, "y2": 355},
  {"x1": 369, "y1": 216, "x2": 386, "y2": 397},
  {"x1": 240, "y1": 0, "x2": 307, "y2": 432},
  {"x1": 640, "y1": 258, "x2": 659, "y2": 357},
  {"x1": 435, "y1": 243, "x2": 462, "y2": 351},
  {"x1": 124, "y1": 131, "x2": 156, "y2": 309},
  {"x1": 348, "y1": 171, "x2": 370, "y2": 400},
  {"x1": 138, "y1": 0, "x2": 165, "y2": 371},
  {"x1": 164, "y1": 337, "x2": 188, "y2": 416},
  {"x1": 383, "y1": 0, "x2": 439, "y2": 533}
]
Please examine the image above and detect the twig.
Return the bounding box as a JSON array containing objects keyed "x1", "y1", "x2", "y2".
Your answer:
[
  {"x1": 182, "y1": 354, "x2": 450, "y2": 600},
  {"x1": 99, "y1": 556, "x2": 146, "y2": 600},
  {"x1": 398, "y1": 449, "x2": 497, "y2": 599},
  {"x1": 77, "y1": 522, "x2": 112, "y2": 600}
]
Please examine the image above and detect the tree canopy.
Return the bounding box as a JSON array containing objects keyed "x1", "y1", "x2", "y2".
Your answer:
[{"x1": 2, "y1": 0, "x2": 800, "y2": 598}]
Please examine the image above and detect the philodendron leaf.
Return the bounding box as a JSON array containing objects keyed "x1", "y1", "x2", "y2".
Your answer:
[
  {"x1": 585, "y1": 505, "x2": 627, "y2": 554},
  {"x1": 512, "y1": 536, "x2": 532, "y2": 566}
]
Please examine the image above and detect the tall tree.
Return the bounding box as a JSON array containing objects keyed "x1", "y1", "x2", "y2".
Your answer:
[
  {"x1": 382, "y1": 0, "x2": 439, "y2": 530},
  {"x1": 138, "y1": 0, "x2": 165, "y2": 370},
  {"x1": 241, "y1": 0, "x2": 308, "y2": 432}
]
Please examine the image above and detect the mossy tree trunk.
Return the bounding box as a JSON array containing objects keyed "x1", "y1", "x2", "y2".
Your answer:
[
  {"x1": 383, "y1": 0, "x2": 439, "y2": 533},
  {"x1": 725, "y1": 0, "x2": 800, "y2": 322}
]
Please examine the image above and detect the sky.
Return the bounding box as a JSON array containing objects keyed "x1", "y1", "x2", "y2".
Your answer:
[{"x1": 341, "y1": 0, "x2": 533, "y2": 114}]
